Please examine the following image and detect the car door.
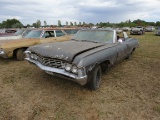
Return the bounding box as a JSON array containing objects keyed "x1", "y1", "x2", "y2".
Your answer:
[
  {"x1": 40, "y1": 30, "x2": 56, "y2": 43},
  {"x1": 116, "y1": 42, "x2": 128, "y2": 61},
  {"x1": 116, "y1": 32, "x2": 128, "y2": 61}
]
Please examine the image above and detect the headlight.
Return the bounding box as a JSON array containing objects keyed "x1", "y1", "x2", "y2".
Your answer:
[
  {"x1": 71, "y1": 65, "x2": 78, "y2": 74},
  {"x1": 0, "y1": 48, "x2": 5, "y2": 54},
  {"x1": 30, "y1": 53, "x2": 38, "y2": 60},
  {"x1": 65, "y1": 63, "x2": 72, "y2": 71}
]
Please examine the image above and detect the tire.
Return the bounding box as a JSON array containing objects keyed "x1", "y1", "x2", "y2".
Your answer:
[
  {"x1": 16, "y1": 48, "x2": 25, "y2": 61},
  {"x1": 87, "y1": 65, "x2": 102, "y2": 90}
]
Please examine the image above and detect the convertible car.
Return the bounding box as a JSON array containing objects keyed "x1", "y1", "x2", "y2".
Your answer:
[{"x1": 25, "y1": 29, "x2": 139, "y2": 90}]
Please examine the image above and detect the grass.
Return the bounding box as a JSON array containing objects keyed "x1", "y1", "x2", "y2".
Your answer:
[{"x1": 0, "y1": 32, "x2": 160, "y2": 120}]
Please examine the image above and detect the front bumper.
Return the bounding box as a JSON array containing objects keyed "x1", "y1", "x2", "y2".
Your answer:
[
  {"x1": 25, "y1": 58, "x2": 88, "y2": 85},
  {"x1": 130, "y1": 31, "x2": 142, "y2": 35},
  {"x1": 0, "y1": 51, "x2": 8, "y2": 58}
]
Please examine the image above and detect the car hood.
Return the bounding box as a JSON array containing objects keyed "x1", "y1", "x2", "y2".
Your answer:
[
  {"x1": 28, "y1": 40, "x2": 105, "y2": 62},
  {"x1": 0, "y1": 35, "x2": 22, "y2": 40}
]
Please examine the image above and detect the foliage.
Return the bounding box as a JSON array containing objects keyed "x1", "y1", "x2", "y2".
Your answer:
[
  {"x1": 58, "y1": 20, "x2": 62, "y2": 27},
  {"x1": 0, "y1": 18, "x2": 23, "y2": 28},
  {"x1": 74, "y1": 22, "x2": 77, "y2": 26},
  {"x1": 70, "y1": 22, "x2": 73, "y2": 26},
  {"x1": 66, "y1": 21, "x2": 68, "y2": 26},
  {"x1": 12, "y1": 23, "x2": 23, "y2": 28},
  {"x1": 36, "y1": 20, "x2": 41, "y2": 28},
  {"x1": 32, "y1": 23, "x2": 37, "y2": 28}
]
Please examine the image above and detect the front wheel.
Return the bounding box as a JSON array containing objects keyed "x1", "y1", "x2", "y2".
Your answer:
[
  {"x1": 16, "y1": 48, "x2": 26, "y2": 61},
  {"x1": 87, "y1": 65, "x2": 102, "y2": 90}
]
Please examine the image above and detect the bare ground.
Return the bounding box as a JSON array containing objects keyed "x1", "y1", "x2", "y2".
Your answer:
[{"x1": 0, "y1": 32, "x2": 160, "y2": 120}]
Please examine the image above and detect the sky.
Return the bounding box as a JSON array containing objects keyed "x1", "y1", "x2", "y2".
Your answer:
[{"x1": 0, "y1": 0, "x2": 160, "y2": 26}]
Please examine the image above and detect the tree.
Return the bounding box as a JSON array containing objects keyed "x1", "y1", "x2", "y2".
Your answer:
[
  {"x1": 133, "y1": 19, "x2": 146, "y2": 26},
  {"x1": 83, "y1": 22, "x2": 86, "y2": 25},
  {"x1": 12, "y1": 23, "x2": 23, "y2": 28},
  {"x1": 156, "y1": 21, "x2": 160, "y2": 26},
  {"x1": 66, "y1": 21, "x2": 68, "y2": 26},
  {"x1": 44, "y1": 21, "x2": 46, "y2": 26},
  {"x1": 27, "y1": 24, "x2": 31, "y2": 28},
  {"x1": 70, "y1": 22, "x2": 73, "y2": 26},
  {"x1": 32, "y1": 23, "x2": 37, "y2": 28},
  {"x1": 0, "y1": 18, "x2": 23, "y2": 28},
  {"x1": 74, "y1": 22, "x2": 77, "y2": 26},
  {"x1": 58, "y1": 20, "x2": 62, "y2": 27},
  {"x1": 36, "y1": 20, "x2": 41, "y2": 28}
]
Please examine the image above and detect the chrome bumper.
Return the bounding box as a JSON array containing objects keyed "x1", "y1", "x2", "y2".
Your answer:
[
  {"x1": 25, "y1": 58, "x2": 88, "y2": 85},
  {"x1": 0, "y1": 52, "x2": 8, "y2": 58}
]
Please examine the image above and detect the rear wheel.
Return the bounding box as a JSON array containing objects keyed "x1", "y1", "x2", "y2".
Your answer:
[
  {"x1": 16, "y1": 48, "x2": 25, "y2": 61},
  {"x1": 87, "y1": 65, "x2": 102, "y2": 90}
]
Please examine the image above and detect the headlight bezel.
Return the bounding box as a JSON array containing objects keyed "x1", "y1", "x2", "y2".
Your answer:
[
  {"x1": 64, "y1": 63, "x2": 72, "y2": 72},
  {"x1": 64, "y1": 63, "x2": 86, "y2": 76}
]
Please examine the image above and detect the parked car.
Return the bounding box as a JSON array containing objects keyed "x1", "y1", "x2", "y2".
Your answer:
[
  {"x1": 145, "y1": 26, "x2": 155, "y2": 32},
  {"x1": 24, "y1": 29, "x2": 139, "y2": 90},
  {"x1": 120, "y1": 27, "x2": 131, "y2": 31},
  {"x1": 0, "y1": 29, "x2": 72, "y2": 60},
  {"x1": 0, "y1": 28, "x2": 33, "y2": 40},
  {"x1": 0, "y1": 29, "x2": 17, "y2": 36},
  {"x1": 113, "y1": 28, "x2": 123, "y2": 34},
  {"x1": 130, "y1": 26, "x2": 145, "y2": 35},
  {"x1": 155, "y1": 27, "x2": 160, "y2": 36}
]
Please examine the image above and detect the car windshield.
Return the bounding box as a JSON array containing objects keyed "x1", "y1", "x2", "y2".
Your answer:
[
  {"x1": 64, "y1": 29, "x2": 79, "y2": 34},
  {"x1": 137, "y1": 27, "x2": 142, "y2": 28},
  {"x1": 13, "y1": 29, "x2": 25, "y2": 36},
  {"x1": 25, "y1": 30, "x2": 42, "y2": 38},
  {"x1": 72, "y1": 30, "x2": 114, "y2": 43}
]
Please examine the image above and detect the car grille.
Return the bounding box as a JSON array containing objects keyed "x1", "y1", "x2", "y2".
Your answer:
[{"x1": 36, "y1": 54, "x2": 65, "y2": 69}]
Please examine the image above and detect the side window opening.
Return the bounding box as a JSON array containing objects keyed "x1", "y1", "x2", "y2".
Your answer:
[
  {"x1": 56, "y1": 30, "x2": 65, "y2": 37},
  {"x1": 44, "y1": 31, "x2": 55, "y2": 38}
]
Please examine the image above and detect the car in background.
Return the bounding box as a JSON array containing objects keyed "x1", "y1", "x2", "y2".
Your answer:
[
  {"x1": 145, "y1": 26, "x2": 155, "y2": 32},
  {"x1": 114, "y1": 28, "x2": 123, "y2": 34},
  {"x1": 120, "y1": 27, "x2": 131, "y2": 31},
  {"x1": 0, "y1": 29, "x2": 17, "y2": 36},
  {"x1": 155, "y1": 27, "x2": 160, "y2": 36},
  {"x1": 0, "y1": 29, "x2": 72, "y2": 60},
  {"x1": 0, "y1": 28, "x2": 33, "y2": 40},
  {"x1": 130, "y1": 26, "x2": 145, "y2": 35},
  {"x1": 25, "y1": 29, "x2": 139, "y2": 90}
]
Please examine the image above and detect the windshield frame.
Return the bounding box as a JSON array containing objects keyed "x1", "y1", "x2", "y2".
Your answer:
[
  {"x1": 13, "y1": 29, "x2": 25, "y2": 36},
  {"x1": 24, "y1": 30, "x2": 43, "y2": 38},
  {"x1": 72, "y1": 30, "x2": 114, "y2": 43}
]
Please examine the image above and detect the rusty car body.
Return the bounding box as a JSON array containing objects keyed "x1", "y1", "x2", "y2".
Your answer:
[
  {"x1": 130, "y1": 26, "x2": 145, "y2": 35},
  {"x1": 145, "y1": 26, "x2": 155, "y2": 32},
  {"x1": 0, "y1": 28, "x2": 73, "y2": 60},
  {"x1": 25, "y1": 29, "x2": 139, "y2": 90},
  {"x1": 0, "y1": 28, "x2": 33, "y2": 41},
  {"x1": 155, "y1": 27, "x2": 160, "y2": 36},
  {"x1": 0, "y1": 29, "x2": 17, "y2": 36}
]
